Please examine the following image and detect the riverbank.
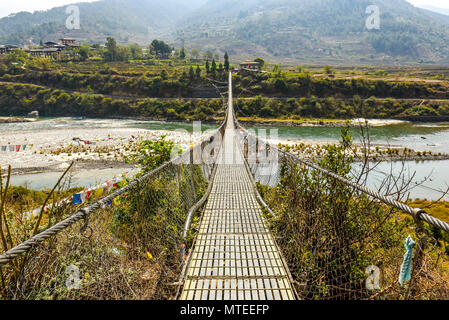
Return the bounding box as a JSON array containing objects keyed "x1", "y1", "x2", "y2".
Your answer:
[
  {"x1": 277, "y1": 141, "x2": 449, "y2": 163},
  {"x1": 237, "y1": 117, "x2": 410, "y2": 128},
  {"x1": 0, "y1": 117, "x2": 37, "y2": 123},
  {"x1": 0, "y1": 124, "x2": 202, "y2": 174}
]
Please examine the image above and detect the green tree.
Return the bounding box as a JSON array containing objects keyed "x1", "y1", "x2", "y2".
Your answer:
[
  {"x1": 149, "y1": 40, "x2": 172, "y2": 58},
  {"x1": 104, "y1": 37, "x2": 118, "y2": 62},
  {"x1": 324, "y1": 65, "x2": 335, "y2": 75},
  {"x1": 129, "y1": 136, "x2": 175, "y2": 174},
  {"x1": 129, "y1": 44, "x2": 143, "y2": 59},
  {"x1": 180, "y1": 47, "x2": 186, "y2": 59},
  {"x1": 205, "y1": 60, "x2": 210, "y2": 73},
  {"x1": 189, "y1": 66, "x2": 195, "y2": 81},
  {"x1": 190, "y1": 48, "x2": 200, "y2": 61},
  {"x1": 224, "y1": 52, "x2": 230, "y2": 71},
  {"x1": 204, "y1": 50, "x2": 213, "y2": 61},
  {"x1": 196, "y1": 65, "x2": 201, "y2": 79},
  {"x1": 211, "y1": 59, "x2": 217, "y2": 76},
  {"x1": 254, "y1": 57, "x2": 265, "y2": 70},
  {"x1": 160, "y1": 69, "x2": 168, "y2": 80}
]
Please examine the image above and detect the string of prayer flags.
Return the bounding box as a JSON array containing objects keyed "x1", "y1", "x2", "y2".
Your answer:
[
  {"x1": 1, "y1": 144, "x2": 30, "y2": 152},
  {"x1": 22, "y1": 171, "x2": 133, "y2": 220}
]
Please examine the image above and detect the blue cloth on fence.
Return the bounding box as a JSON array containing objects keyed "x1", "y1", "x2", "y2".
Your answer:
[
  {"x1": 399, "y1": 236, "x2": 416, "y2": 286},
  {"x1": 73, "y1": 193, "x2": 82, "y2": 205}
]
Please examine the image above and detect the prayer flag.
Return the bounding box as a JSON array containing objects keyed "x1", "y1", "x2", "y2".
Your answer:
[
  {"x1": 95, "y1": 188, "x2": 104, "y2": 198},
  {"x1": 1, "y1": 146, "x2": 6, "y2": 152},
  {"x1": 73, "y1": 194, "x2": 82, "y2": 205},
  {"x1": 15, "y1": 145, "x2": 20, "y2": 152}
]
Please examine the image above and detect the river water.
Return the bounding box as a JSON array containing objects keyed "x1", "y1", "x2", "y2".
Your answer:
[{"x1": 3, "y1": 118, "x2": 449, "y2": 200}]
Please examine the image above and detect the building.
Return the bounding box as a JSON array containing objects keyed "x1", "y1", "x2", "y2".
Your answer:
[
  {"x1": 239, "y1": 60, "x2": 261, "y2": 71},
  {"x1": 0, "y1": 45, "x2": 19, "y2": 55},
  {"x1": 43, "y1": 42, "x2": 66, "y2": 52},
  {"x1": 59, "y1": 38, "x2": 78, "y2": 47},
  {"x1": 28, "y1": 48, "x2": 60, "y2": 58}
]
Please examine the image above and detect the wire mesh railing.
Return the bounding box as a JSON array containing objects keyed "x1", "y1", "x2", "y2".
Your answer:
[
  {"x1": 234, "y1": 120, "x2": 449, "y2": 300},
  {"x1": 0, "y1": 124, "x2": 225, "y2": 300}
]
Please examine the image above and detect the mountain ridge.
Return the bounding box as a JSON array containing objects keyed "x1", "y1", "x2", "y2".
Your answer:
[{"x1": 1, "y1": 0, "x2": 449, "y2": 65}]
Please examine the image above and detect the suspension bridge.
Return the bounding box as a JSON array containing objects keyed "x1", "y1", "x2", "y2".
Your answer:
[
  {"x1": 1, "y1": 72, "x2": 449, "y2": 300},
  {"x1": 180, "y1": 73, "x2": 295, "y2": 300}
]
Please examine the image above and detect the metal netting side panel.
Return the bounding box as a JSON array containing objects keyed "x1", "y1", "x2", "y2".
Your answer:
[{"x1": 258, "y1": 151, "x2": 449, "y2": 300}]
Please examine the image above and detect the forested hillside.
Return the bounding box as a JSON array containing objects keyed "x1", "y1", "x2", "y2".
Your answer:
[{"x1": 2, "y1": 0, "x2": 449, "y2": 64}]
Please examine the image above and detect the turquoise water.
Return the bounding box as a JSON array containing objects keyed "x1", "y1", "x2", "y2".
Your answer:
[
  {"x1": 352, "y1": 160, "x2": 449, "y2": 201},
  {"x1": 244, "y1": 122, "x2": 449, "y2": 154}
]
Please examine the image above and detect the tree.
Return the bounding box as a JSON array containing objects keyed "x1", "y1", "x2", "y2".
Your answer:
[
  {"x1": 77, "y1": 45, "x2": 90, "y2": 61},
  {"x1": 324, "y1": 65, "x2": 335, "y2": 75},
  {"x1": 224, "y1": 52, "x2": 230, "y2": 71},
  {"x1": 129, "y1": 44, "x2": 143, "y2": 60},
  {"x1": 161, "y1": 69, "x2": 168, "y2": 80},
  {"x1": 129, "y1": 136, "x2": 175, "y2": 173},
  {"x1": 205, "y1": 60, "x2": 210, "y2": 73},
  {"x1": 254, "y1": 57, "x2": 265, "y2": 70},
  {"x1": 190, "y1": 48, "x2": 200, "y2": 61},
  {"x1": 196, "y1": 65, "x2": 201, "y2": 79},
  {"x1": 189, "y1": 66, "x2": 195, "y2": 81},
  {"x1": 117, "y1": 46, "x2": 131, "y2": 62},
  {"x1": 104, "y1": 37, "x2": 118, "y2": 61},
  {"x1": 211, "y1": 59, "x2": 217, "y2": 76},
  {"x1": 204, "y1": 50, "x2": 213, "y2": 61},
  {"x1": 180, "y1": 47, "x2": 186, "y2": 59},
  {"x1": 149, "y1": 40, "x2": 172, "y2": 58}
]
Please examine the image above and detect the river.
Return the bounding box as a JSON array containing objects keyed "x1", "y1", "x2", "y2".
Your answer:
[{"x1": 3, "y1": 118, "x2": 449, "y2": 200}]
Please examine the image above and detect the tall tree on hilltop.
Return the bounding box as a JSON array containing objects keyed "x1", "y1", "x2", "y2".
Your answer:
[
  {"x1": 224, "y1": 52, "x2": 230, "y2": 71},
  {"x1": 211, "y1": 59, "x2": 217, "y2": 76},
  {"x1": 180, "y1": 47, "x2": 186, "y2": 59}
]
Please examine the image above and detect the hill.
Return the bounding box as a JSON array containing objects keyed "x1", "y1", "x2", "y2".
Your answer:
[
  {"x1": 175, "y1": 0, "x2": 449, "y2": 64},
  {"x1": 0, "y1": 0, "x2": 207, "y2": 45},
  {"x1": 1, "y1": 0, "x2": 449, "y2": 65}
]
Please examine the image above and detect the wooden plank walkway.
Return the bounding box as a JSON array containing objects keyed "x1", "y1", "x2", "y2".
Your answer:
[{"x1": 180, "y1": 73, "x2": 295, "y2": 300}]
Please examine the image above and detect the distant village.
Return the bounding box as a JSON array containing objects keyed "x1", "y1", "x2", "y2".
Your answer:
[
  {"x1": 0, "y1": 38, "x2": 96, "y2": 58},
  {"x1": 0, "y1": 38, "x2": 266, "y2": 75}
]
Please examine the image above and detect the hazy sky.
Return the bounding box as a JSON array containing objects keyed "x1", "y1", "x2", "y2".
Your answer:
[{"x1": 0, "y1": 0, "x2": 449, "y2": 18}]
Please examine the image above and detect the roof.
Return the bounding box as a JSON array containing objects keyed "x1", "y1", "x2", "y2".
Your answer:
[
  {"x1": 239, "y1": 61, "x2": 260, "y2": 65},
  {"x1": 29, "y1": 48, "x2": 59, "y2": 53}
]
